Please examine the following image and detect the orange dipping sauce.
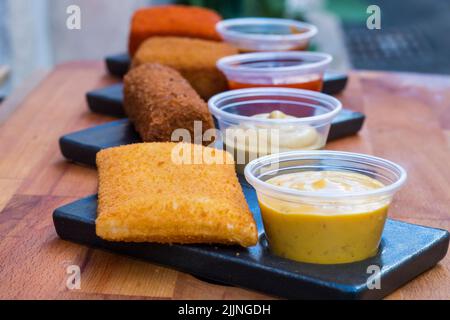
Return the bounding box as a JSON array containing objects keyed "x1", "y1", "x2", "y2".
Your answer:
[
  {"x1": 217, "y1": 52, "x2": 332, "y2": 94},
  {"x1": 228, "y1": 77, "x2": 323, "y2": 91}
]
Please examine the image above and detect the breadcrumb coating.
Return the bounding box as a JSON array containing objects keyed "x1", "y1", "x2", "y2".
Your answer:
[
  {"x1": 132, "y1": 37, "x2": 237, "y2": 99},
  {"x1": 95, "y1": 142, "x2": 258, "y2": 247},
  {"x1": 123, "y1": 63, "x2": 214, "y2": 145}
]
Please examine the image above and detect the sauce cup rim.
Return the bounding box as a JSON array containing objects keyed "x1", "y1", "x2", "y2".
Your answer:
[
  {"x1": 208, "y1": 87, "x2": 342, "y2": 125},
  {"x1": 244, "y1": 150, "x2": 408, "y2": 200},
  {"x1": 217, "y1": 51, "x2": 332, "y2": 75},
  {"x1": 216, "y1": 17, "x2": 318, "y2": 42}
]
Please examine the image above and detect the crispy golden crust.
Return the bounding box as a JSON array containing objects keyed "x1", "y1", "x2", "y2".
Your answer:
[
  {"x1": 123, "y1": 63, "x2": 214, "y2": 145},
  {"x1": 95, "y1": 143, "x2": 258, "y2": 247},
  {"x1": 128, "y1": 5, "x2": 222, "y2": 56},
  {"x1": 132, "y1": 37, "x2": 238, "y2": 99}
]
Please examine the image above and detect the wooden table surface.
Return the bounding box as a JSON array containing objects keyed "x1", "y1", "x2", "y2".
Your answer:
[{"x1": 0, "y1": 62, "x2": 449, "y2": 300}]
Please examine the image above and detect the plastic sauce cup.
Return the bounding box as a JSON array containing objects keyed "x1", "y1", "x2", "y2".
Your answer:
[
  {"x1": 216, "y1": 18, "x2": 317, "y2": 52},
  {"x1": 217, "y1": 52, "x2": 332, "y2": 91},
  {"x1": 208, "y1": 88, "x2": 342, "y2": 174},
  {"x1": 244, "y1": 151, "x2": 407, "y2": 264}
]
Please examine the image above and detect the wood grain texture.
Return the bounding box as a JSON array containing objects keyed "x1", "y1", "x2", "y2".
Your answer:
[{"x1": 0, "y1": 62, "x2": 449, "y2": 299}]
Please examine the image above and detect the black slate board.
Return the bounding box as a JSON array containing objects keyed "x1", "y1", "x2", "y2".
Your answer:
[
  {"x1": 53, "y1": 178, "x2": 449, "y2": 300},
  {"x1": 59, "y1": 109, "x2": 365, "y2": 167},
  {"x1": 86, "y1": 83, "x2": 125, "y2": 118},
  {"x1": 86, "y1": 74, "x2": 347, "y2": 118},
  {"x1": 98, "y1": 53, "x2": 348, "y2": 118},
  {"x1": 88, "y1": 73, "x2": 348, "y2": 117},
  {"x1": 105, "y1": 53, "x2": 130, "y2": 78},
  {"x1": 105, "y1": 52, "x2": 348, "y2": 94}
]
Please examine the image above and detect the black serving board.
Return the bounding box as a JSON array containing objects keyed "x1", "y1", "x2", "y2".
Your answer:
[
  {"x1": 88, "y1": 74, "x2": 348, "y2": 117},
  {"x1": 105, "y1": 53, "x2": 130, "y2": 78},
  {"x1": 86, "y1": 83, "x2": 125, "y2": 118},
  {"x1": 53, "y1": 178, "x2": 449, "y2": 300},
  {"x1": 59, "y1": 109, "x2": 365, "y2": 167},
  {"x1": 105, "y1": 52, "x2": 348, "y2": 94}
]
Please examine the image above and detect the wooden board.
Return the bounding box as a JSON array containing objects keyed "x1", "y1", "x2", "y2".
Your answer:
[{"x1": 0, "y1": 62, "x2": 449, "y2": 299}]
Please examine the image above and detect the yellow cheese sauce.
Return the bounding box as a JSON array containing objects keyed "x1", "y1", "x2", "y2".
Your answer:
[
  {"x1": 259, "y1": 171, "x2": 389, "y2": 264},
  {"x1": 224, "y1": 110, "x2": 325, "y2": 174}
]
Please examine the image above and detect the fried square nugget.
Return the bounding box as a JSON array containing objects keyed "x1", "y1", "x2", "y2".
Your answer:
[
  {"x1": 132, "y1": 37, "x2": 238, "y2": 99},
  {"x1": 95, "y1": 143, "x2": 258, "y2": 247},
  {"x1": 129, "y1": 5, "x2": 222, "y2": 56}
]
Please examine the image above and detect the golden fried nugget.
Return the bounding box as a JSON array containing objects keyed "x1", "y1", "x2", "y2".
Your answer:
[
  {"x1": 132, "y1": 37, "x2": 238, "y2": 99},
  {"x1": 95, "y1": 142, "x2": 258, "y2": 247},
  {"x1": 123, "y1": 63, "x2": 214, "y2": 145}
]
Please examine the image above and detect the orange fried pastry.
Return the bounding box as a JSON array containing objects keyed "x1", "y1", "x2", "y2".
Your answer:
[
  {"x1": 128, "y1": 5, "x2": 222, "y2": 56},
  {"x1": 95, "y1": 142, "x2": 258, "y2": 247}
]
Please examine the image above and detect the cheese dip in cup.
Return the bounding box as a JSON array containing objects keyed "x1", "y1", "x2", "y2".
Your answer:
[
  {"x1": 208, "y1": 88, "x2": 341, "y2": 174},
  {"x1": 244, "y1": 151, "x2": 407, "y2": 264},
  {"x1": 216, "y1": 18, "x2": 317, "y2": 52}
]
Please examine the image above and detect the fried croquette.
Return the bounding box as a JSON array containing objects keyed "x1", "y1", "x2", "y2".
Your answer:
[
  {"x1": 129, "y1": 5, "x2": 222, "y2": 56},
  {"x1": 95, "y1": 142, "x2": 258, "y2": 247},
  {"x1": 123, "y1": 63, "x2": 214, "y2": 145},
  {"x1": 132, "y1": 37, "x2": 238, "y2": 99}
]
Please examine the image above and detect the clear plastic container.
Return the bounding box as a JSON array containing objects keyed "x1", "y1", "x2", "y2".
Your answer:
[
  {"x1": 217, "y1": 52, "x2": 332, "y2": 91},
  {"x1": 216, "y1": 18, "x2": 317, "y2": 52},
  {"x1": 244, "y1": 150, "x2": 407, "y2": 264},
  {"x1": 208, "y1": 88, "x2": 342, "y2": 174}
]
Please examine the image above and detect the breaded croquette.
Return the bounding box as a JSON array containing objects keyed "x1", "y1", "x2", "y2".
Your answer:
[
  {"x1": 129, "y1": 5, "x2": 222, "y2": 56},
  {"x1": 123, "y1": 63, "x2": 214, "y2": 145},
  {"x1": 95, "y1": 142, "x2": 258, "y2": 247},
  {"x1": 132, "y1": 37, "x2": 238, "y2": 99}
]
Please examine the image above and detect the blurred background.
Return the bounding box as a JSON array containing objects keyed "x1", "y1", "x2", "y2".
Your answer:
[{"x1": 1, "y1": 0, "x2": 450, "y2": 102}]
